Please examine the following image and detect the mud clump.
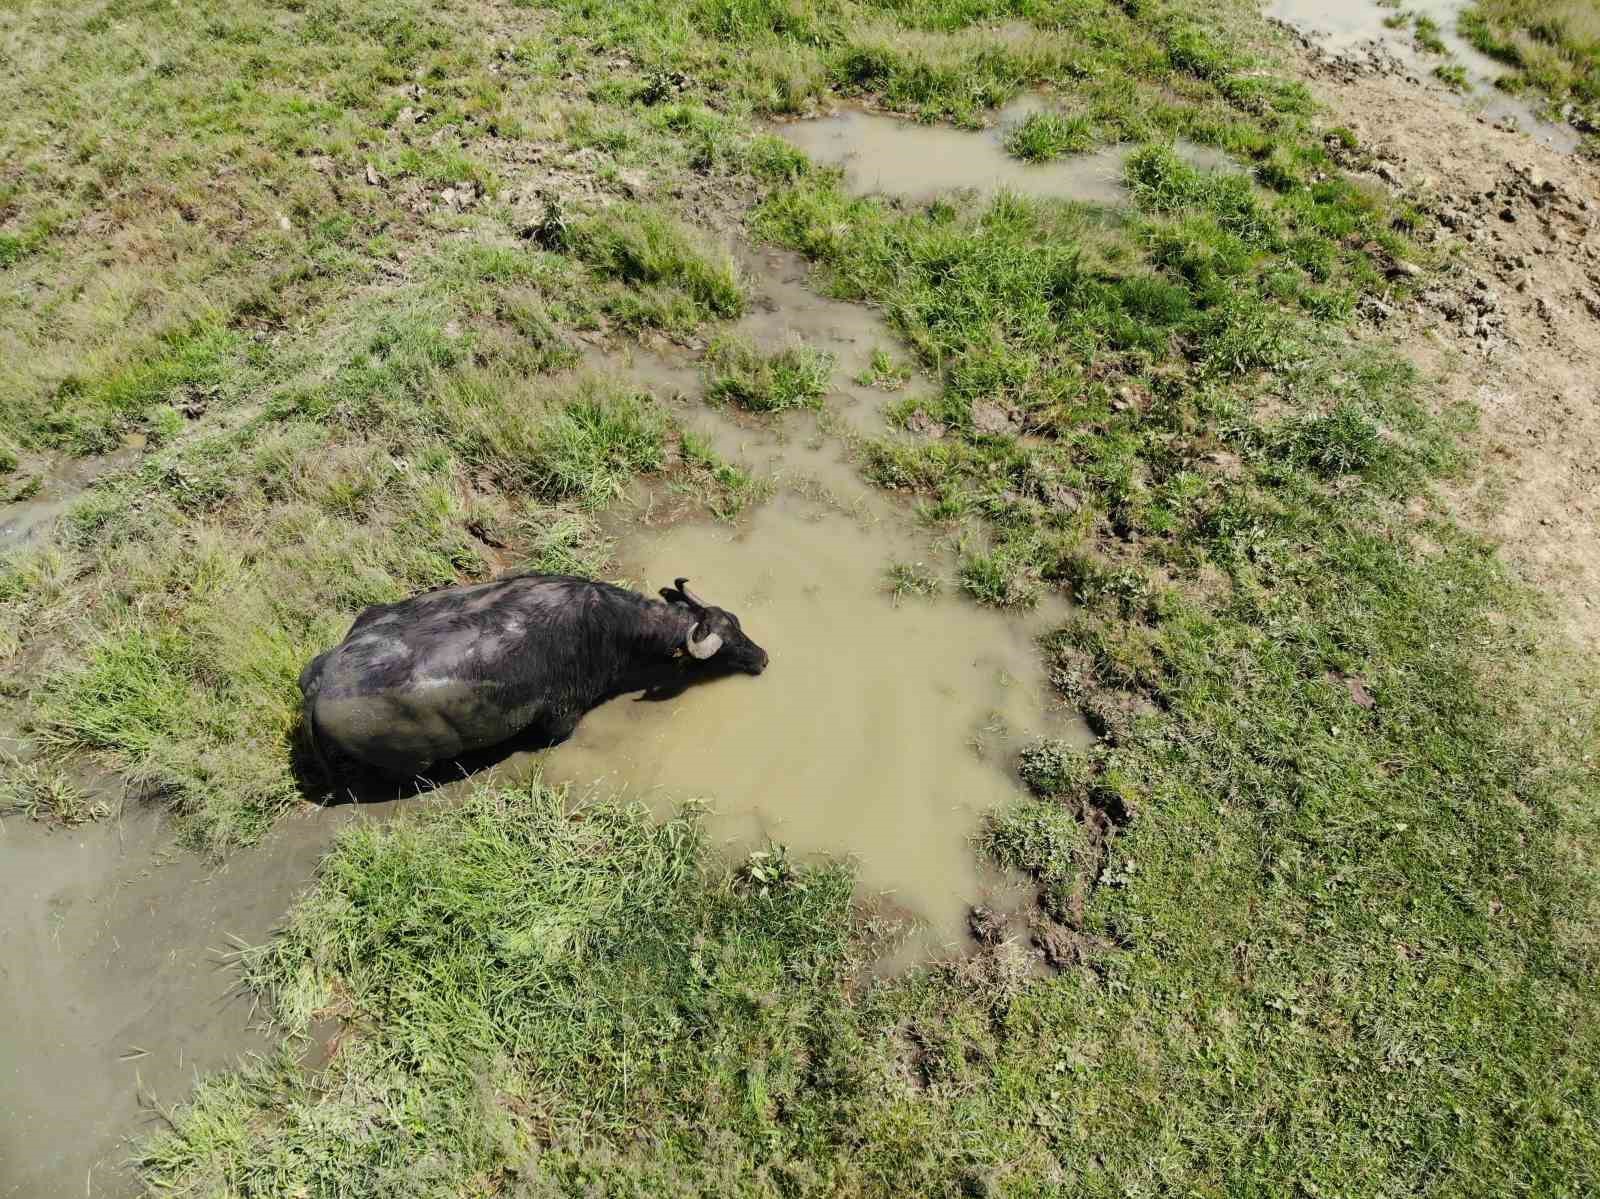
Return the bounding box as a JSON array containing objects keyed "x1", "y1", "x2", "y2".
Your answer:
[
  {"x1": 1031, "y1": 919, "x2": 1114, "y2": 970},
  {"x1": 967, "y1": 904, "x2": 1008, "y2": 946}
]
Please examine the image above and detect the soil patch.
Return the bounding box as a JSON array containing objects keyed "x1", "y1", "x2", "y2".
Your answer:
[{"x1": 1279, "y1": 12, "x2": 1600, "y2": 654}]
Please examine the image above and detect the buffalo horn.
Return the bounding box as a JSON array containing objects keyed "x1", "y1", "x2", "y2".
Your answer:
[
  {"x1": 686, "y1": 625, "x2": 723, "y2": 660},
  {"x1": 674, "y1": 577, "x2": 709, "y2": 611}
]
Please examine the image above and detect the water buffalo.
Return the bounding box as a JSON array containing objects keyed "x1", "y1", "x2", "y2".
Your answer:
[{"x1": 299, "y1": 574, "x2": 768, "y2": 780}]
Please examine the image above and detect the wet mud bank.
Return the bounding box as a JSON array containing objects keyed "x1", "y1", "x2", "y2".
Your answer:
[
  {"x1": 0, "y1": 799, "x2": 402, "y2": 1198},
  {"x1": 1268, "y1": 0, "x2": 1582, "y2": 153}
]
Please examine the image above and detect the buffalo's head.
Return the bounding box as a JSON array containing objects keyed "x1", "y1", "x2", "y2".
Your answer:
[{"x1": 660, "y1": 577, "x2": 769, "y2": 676}]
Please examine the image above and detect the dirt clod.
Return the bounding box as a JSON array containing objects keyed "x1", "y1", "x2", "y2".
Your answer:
[
  {"x1": 971, "y1": 401, "x2": 1022, "y2": 436},
  {"x1": 967, "y1": 904, "x2": 1008, "y2": 946}
]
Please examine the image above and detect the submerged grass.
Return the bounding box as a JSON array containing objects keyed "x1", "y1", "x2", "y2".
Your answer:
[
  {"x1": 0, "y1": 750, "x2": 111, "y2": 826},
  {"x1": 1, "y1": 0, "x2": 1596, "y2": 1191}
]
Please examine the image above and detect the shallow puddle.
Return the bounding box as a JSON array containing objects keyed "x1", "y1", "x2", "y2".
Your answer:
[
  {"x1": 0, "y1": 444, "x2": 140, "y2": 552},
  {"x1": 540, "y1": 369, "x2": 1088, "y2": 962},
  {"x1": 1269, "y1": 0, "x2": 1581, "y2": 153},
  {"x1": 591, "y1": 244, "x2": 934, "y2": 455},
  {"x1": 773, "y1": 96, "x2": 1235, "y2": 205},
  {"x1": 0, "y1": 800, "x2": 402, "y2": 1198}
]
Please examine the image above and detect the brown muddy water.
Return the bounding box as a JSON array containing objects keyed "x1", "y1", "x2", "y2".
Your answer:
[
  {"x1": 1268, "y1": 0, "x2": 1582, "y2": 154},
  {"x1": 0, "y1": 800, "x2": 401, "y2": 1198},
  {"x1": 0, "y1": 445, "x2": 140, "y2": 551},
  {"x1": 543, "y1": 329, "x2": 1090, "y2": 965},
  {"x1": 773, "y1": 96, "x2": 1234, "y2": 205}
]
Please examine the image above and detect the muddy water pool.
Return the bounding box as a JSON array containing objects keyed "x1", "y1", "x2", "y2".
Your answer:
[
  {"x1": 0, "y1": 242, "x2": 1081, "y2": 1191},
  {"x1": 0, "y1": 800, "x2": 403, "y2": 1198},
  {"x1": 773, "y1": 96, "x2": 1235, "y2": 205},
  {"x1": 542, "y1": 344, "x2": 1090, "y2": 961},
  {"x1": 1268, "y1": 0, "x2": 1581, "y2": 153}
]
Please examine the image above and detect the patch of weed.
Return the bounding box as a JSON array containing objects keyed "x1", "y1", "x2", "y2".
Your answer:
[
  {"x1": 705, "y1": 337, "x2": 833, "y2": 412},
  {"x1": 1414, "y1": 13, "x2": 1448, "y2": 54},
  {"x1": 884, "y1": 559, "x2": 942, "y2": 603},
  {"x1": 529, "y1": 390, "x2": 669, "y2": 507},
  {"x1": 1003, "y1": 109, "x2": 1094, "y2": 161},
  {"x1": 856, "y1": 347, "x2": 913, "y2": 390}
]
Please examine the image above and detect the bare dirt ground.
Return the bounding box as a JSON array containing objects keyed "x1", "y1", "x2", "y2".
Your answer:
[{"x1": 1283, "y1": 27, "x2": 1600, "y2": 656}]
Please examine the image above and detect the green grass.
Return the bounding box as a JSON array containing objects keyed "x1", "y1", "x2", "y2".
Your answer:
[
  {"x1": 528, "y1": 391, "x2": 670, "y2": 506},
  {"x1": 884, "y1": 559, "x2": 942, "y2": 603},
  {"x1": 569, "y1": 204, "x2": 746, "y2": 331},
  {"x1": 1462, "y1": 0, "x2": 1600, "y2": 144},
  {"x1": 706, "y1": 337, "x2": 835, "y2": 411},
  {"x1": 0, "y1": 0, "x2": 1596, "y2": 1190},
  {"x1": 1436, "y1": 61, "x2": 1473, "y2": 91},
  {"x1": 0, "y1": 750, "x2": 111, "y2": 826},
  {"x1": 1414, "y1": 13, "x2": 1449, "y2": 54},
  {"x1": 1003, "y1": 109, "x2": 1095, "y2": 161},
  {"x1": 855, "y1": 347, "x2": 913, "y2": 390}
]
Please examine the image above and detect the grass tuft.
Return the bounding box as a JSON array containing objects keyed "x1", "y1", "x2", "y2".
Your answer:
[
  {"x1": 1414, "y1": 13, "x2": 1449, "y2": 54},
  {"x1": 1003, "y1": 109, "x2": 1094, "y2": 161},
  {"x1": 570, "y1": 204, "x2": 744, "y2": 328},
  {"x1": 705, "y1": 337, "x2": 834, "y2": 412},
  {"x1": 529, "y1": 391, "x2": 669, "y2": 507},
  {"x1": 884, "y1": 559, "x2": 942, "y2": 604}
]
